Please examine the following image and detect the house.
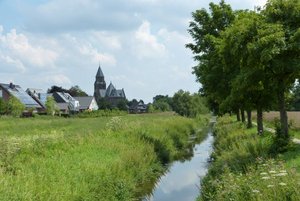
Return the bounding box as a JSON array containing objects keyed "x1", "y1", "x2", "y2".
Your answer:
[
  {"x1": 26, "y1": 88, "x2": 48, "y2": 111},
  {"x1": 94, "y1": 65, "x2": 126, "y2": 108},
  {"x1": 73, "y1": 96, "x2": 98, "y2": 111},
  {"x1": 129, "y1": 100, "x2": 148, "y2": 114},
  {"x1": 52, "y1": 92, "x2": 80, "y2": 113},
  {"x1": 0, "y1": 83, "x2": 41, "y2": 111}
]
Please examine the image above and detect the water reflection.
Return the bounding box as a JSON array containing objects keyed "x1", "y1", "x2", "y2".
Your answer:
[{"x1": 143, "y1": 133, "x2": 214, "y2": 201}]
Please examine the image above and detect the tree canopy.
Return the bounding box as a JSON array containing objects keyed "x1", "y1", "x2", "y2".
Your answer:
[{"x1": 187, "y1": 0, "x2": 300, "y2": 144}]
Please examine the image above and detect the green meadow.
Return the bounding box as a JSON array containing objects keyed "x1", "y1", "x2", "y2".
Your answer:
[{"x1": 0, "y1": 113, "x2": 208, "y2": 201}]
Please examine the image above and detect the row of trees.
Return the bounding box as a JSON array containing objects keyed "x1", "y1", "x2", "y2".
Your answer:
[
  {"x1": 187, "y1": 0, "x2": 300, "y2": 144},
  {"x1": 149, "y1": 90, "x2": 209, "y2": 117}
]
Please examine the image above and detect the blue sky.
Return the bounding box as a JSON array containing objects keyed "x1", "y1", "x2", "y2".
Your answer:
[{"x1": 0, "y1": 0, "x2": 266, "y2": 103}]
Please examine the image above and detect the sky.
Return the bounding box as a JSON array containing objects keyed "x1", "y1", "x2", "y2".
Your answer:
[{"x1": 0, "y1": 0, "x2": 267, "y2": 103}]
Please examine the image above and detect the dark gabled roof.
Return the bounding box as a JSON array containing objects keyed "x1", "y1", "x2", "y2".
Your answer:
[
  {"x1": 0, "y1": 83, "x2": 41, "y2": 108},
  {"x1": 116, "y1": 89, "x2": 126, "y2": 98},
  {"x1": 74, "y1": 96, "x2": 94, "y2": 110},
  {"x1": 106, "y1": 82, "x2": 116, "y2": 97},
  {"x1": 96, "y1": 66, "x2": 104, "y2": 77}
]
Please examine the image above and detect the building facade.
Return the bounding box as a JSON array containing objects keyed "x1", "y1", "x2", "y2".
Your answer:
[{"x1": 94, "y1": 66, "x2": 126, "y2": 108}]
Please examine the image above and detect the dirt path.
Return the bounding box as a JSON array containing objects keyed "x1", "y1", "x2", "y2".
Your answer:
[{"x1": 252, "y1": 122, "x2": 300, "y2": 145}]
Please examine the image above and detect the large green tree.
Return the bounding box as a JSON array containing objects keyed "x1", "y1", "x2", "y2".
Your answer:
[
  {"x1": 262, "y1": 0, "x2": 300, "y2": 138},
  {"x1": 186, "y1": 0, "x2": 235, "y2": 115}
]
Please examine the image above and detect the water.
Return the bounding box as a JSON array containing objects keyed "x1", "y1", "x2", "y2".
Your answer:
[{"x1": 143, "y1": 128, "x2": 214, "y2": 201}]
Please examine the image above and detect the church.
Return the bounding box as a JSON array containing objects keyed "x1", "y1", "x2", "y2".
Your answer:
[{"x1": 94, "y1": 66, "x2": 126, "y2": 108}]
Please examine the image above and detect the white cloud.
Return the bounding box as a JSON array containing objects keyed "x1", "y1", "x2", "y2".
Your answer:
[
  {"x1": 79, "y1": 44, "x2": 116, "y2": 66},
  {"x1": 90, "y1": 31, "x2": 122, "y2": 50},
  {"x1": 133, "y1": 21, "x2": 167, "y2": 59},
  {"x1": 43, "y1": 74, "x2": 72, "y2": 85},
  {"x1": 0, "y1": 54, "x2": 25, "y2": 73},
  {"x1": 0, "y1": 28, "x2": 58, "y2": 69}
]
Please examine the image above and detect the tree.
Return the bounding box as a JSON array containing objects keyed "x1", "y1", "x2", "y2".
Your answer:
[
  {"x1": 218, "y1": 11, "x2": 279, "y2": 133},
  {"x1": 186, "y1": 0, "x2": 235, "y2": 115},
  {"x1": 153, "y1": 99, "x2": 171, "y2": 112},
  {"x1": 7, "y1": 96, "x2": 25, "y2": 117},
  {"x1": 68, "y1": 85, "x2": 88, "y2": 97},
  {"x1": 117, "y1": 99, "x2": 128, "y2": 111},
  {"x1": 262, "y1": 0, "x2": 300, "y2": 138},
  {"x1": 97, "y1": 98, "x2": 112, "y2": 110},
  {"x1": 48, "y1": 85, "x2": 88, "y2": 97},
  {"x1": 45, "y1": 96, "x2": 57, "y2": 116},
  {"x1": 47, "y1": 85, "x2": 68, "y2": 93}
]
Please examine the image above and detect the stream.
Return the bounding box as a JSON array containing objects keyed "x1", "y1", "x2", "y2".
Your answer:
[{"x1": 143, "y1": 119, "x2": 215, "y2": 201}]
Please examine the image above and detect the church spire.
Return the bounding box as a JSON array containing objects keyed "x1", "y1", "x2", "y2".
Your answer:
[{"x1": 96, "y1": 64, "x2": 104, "y2": 78}]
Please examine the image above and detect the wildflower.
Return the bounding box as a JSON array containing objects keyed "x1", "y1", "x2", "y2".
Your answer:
[
  {"x1": 261, "y1": 176, "x2": 270, "y2": 180},
  {"x1": 252, "y1": 189, "x2": 260, "y2": 193},
  {"x1": 269, "y1": 170, "x2": 276, "y2": 174},
  {"x1": 260, "y1": 172, "x2": 268, "y2": 175},
  {"x1": 275, "y1": 173, "x2": 287, "y2": 177},
  {"x1": 279, "y1": 182, "x2": 287, "y2": 186},
  {"x1": 279, "y1": 170, "x2": 287, "y2": 173},
  {"x1": 267, "y1": 185, "x2": 274, "y2": 188}
]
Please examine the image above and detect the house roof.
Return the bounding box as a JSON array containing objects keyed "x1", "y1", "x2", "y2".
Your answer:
[
  {"x1": 54, "y1": 92, "x2": 76, "y2": 103},
  {"x1": 0, "y1": 83, "x2": 41, "y2": 108},
  {"x1": 74, "y1": 96, "x2": 95, "y2": 110},
  {"x1": 96, "y1": 66, "x2": 104, "y2": 77},
  {"x1": 26, "y1": 88, "x2": 48, "y2": 108}
]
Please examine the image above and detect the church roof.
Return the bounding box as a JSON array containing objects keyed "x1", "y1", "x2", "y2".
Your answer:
[
  {"x1": 106, "y1": 82, "x2": 116, "y2": 97},
  {"x1": 96, "y1": 66, "x2": 104, "y2": 77}
]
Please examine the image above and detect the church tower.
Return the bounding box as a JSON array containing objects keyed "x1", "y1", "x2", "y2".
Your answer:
[{"x1": 94, "y1": 65, "x2": 106, "y2": 102}]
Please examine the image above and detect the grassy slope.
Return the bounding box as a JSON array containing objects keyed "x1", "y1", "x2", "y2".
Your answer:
[
  {"x1": 199, "y1": 116, "x2": 300, "y2": 201},
  {"x1": 0, "y1": 113, "x2": 208, "y2": 201}
]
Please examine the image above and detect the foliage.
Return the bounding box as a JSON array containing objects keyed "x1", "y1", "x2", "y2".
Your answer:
[
  {"x1": 289, "y1": 82, "x2": 300, "y2": 111},
  {"x1": 153, "y1": 95, "x2": 173, "y2": 110},
  {"x1": 186, "y1": 0, "x2": 235, "y2": 114},
  {"x1": 172, "y1": 90, "x2": 208, "y2": 117},
  {"x1": 199, "y1": 116, "x2": 300, "y2": 201},
  {"x1": 45, "y1": 96, "x2": 58, "y2": 116},
  {"x1": 7, "y1": 96, "x2": 25, "y2": 117},
  {"x1": 116, "y1": 99, "x2": 128, "y2": 111},
  {"x1": 0, "y1": 98, "x2": 8, "y2": 114},
  {"x1": 68, "y1": 85, "x2": 88, "y2": 97},
  {"x1": 187, "y1": 0, "x2": 300, "y2": 142},
  {"x1": 76, "y1": 109, "x2": 127, "y2": 118},
  {"x1": 47, "y1": 85, "x2": 88, "y2": 97},
  {"x1": 0, "y1": 113, "x2": 208, "y2": 200},
  {"x1": 147, "y1": 104, "x2": 155, "y2": 113},
  {"x1": 97, "y1": 97, "x2": 112, "y2": 110},
  {"x1": 153, "y1": 99, "x2": 171, "y2": 112}
]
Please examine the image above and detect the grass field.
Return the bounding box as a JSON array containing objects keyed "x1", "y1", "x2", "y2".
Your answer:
[
  {"x1": 262, "y1": 111, "x2": 300, "y2": 128},
  {"x1": 0, "y1": 113, "x2": 209, "y2": 201}
]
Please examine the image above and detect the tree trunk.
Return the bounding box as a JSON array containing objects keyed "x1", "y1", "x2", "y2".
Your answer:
[
  {"x1": 247, "y1": 109, "x2": 252, "y2": 128},
  {"x1": 278, "y1": 86, "x2": 289, "y2": 138},
  {"x1": 257, "y1": 107, "x2": 263, "y2": 135},
  {"x1": 236, "y1": 109, "x2": 241, "y2": 121},
  {"x1": 241, "y1": 108, "x2": 245, "y2": 122}
]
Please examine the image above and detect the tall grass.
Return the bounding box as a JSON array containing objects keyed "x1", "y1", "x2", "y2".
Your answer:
[
  {"x1": 0, "y1": 113, "x2": 209, "y2": 200},
  {"x1": 199, "y1": 115, "x2": 300, "y2": 201}
]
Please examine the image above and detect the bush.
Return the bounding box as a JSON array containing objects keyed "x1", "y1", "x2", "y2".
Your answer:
[{"x1": 7, "y1": 96, "x2": 25, "y2": 117}]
